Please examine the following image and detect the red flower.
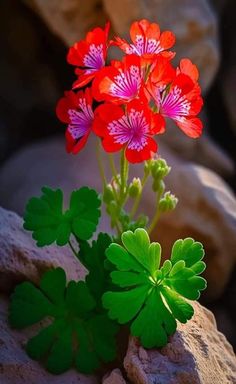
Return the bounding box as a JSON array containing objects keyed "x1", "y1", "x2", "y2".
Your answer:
[
  {"x1": 56, "y1": 88, "x2": 94, "y2": 154},
  {"x1": 152, "y1": 60, "x2": 203, "y2": 138},
  {"x1": 92, "y1": 55, "x2": 143, "y2": 104},
  {"x1": 67, "y1": 22, "x2": 110, "y2": 89},
  {"x1": 113, "y1": 19, "x2": 175, "y2": 59},
  {"x1": 93, "y1": 99, "x2": 164, "y2": 163}
]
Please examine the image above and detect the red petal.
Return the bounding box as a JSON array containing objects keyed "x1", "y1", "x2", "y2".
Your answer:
[
  {"x1": 172, "y1": 74, "x2": 194, "y2": 95},
  {"x1": 56, "y1": 91, "x2": 80, "y2": 123},
  {"x1": 176, "y1": 117, "x2": 203, "y2": 138},
  {"x1": 102, "y1": 136, "x2": 123, "y2": 153},
  {"x1": 65, "y1": 130, "x2": 89, "y2": 154},
  {"x1": 179, "y1": 58, "x2": 199, "y2": 82},
  {"x1": 125, "y1": 137, "x2": 158, "y2": 163},
  {"x1": 160, "y1": 31, "x2": 176, "y2": 50}
]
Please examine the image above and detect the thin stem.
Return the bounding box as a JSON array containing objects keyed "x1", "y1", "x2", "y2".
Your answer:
[
  {"x1": 130, "y1": 171, "x2": 149, "y2": 219},
  {"x1": 120, "y1": 149, "x2": 129, "y2": 202},
  {"x1": 147, "y1": 190, "x2": 162, "y2": 235},
  {"x1": 109, "y1": 154, "x2": 119, "y2": 184},
  {"x1": 68, "y1": 240, "x2": 78, "y2": 259},
  {"x1": 96, "y1": 139, "x2": 107, "y2": 186}
]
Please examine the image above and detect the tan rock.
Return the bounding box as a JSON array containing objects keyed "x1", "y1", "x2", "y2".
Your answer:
[
  {"x1": 0, "y1": 296, "x2": 98, "y2": 384},
  {"x1": 24, "y1": 0, "x2": 106, "y2": 46},
  {"x1": 0, "y1": 206, "x2": 86, "y2": 293},
  {"x1": 124, "y1": 302, "x2": 236, "y2": 384},
  {"x1": 103, "y1": 369, "x2": 127, "y2": 384}
]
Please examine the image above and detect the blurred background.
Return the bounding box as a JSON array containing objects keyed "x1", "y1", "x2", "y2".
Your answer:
[{"x1": 0, "y1": 0, "x2": 235, "y2": 348}]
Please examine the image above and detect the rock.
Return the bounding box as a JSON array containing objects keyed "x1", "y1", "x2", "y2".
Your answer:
[
  {"x1": 124, "y1": 302, "x2": 236, "y2": 384},
  {"x1": 0, "y1": 296, "x2": 98, "y2": 384},
  {"x1": 0, "y1": 206, "x2": 86, "y2": 293},
  {"x1": 103, "y1": 0, "x2": 219, "y2": 92},
  {"x1": 24, "y1": 0, "x2": 106, "y2": 46},
  {"x1": 102, "y1": 369, "x2": 127, "y2": 384},
  {"x1": 0, "y1": 136, "x2": 235, "y2": 298}
]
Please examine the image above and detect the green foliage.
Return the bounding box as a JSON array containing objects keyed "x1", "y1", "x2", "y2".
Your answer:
[
  {"x1": 24, "y1": 186, "x2": 101, "y2": 246},
  {"x1": 9, "y1": 268, "x2": 118, "y2": 374},
  {"x1": 103, "y1": 229, "x2": 206, "y2": 348},
  {"x1": 78, "y1": 233, "x2": 113, "y2": 305}
]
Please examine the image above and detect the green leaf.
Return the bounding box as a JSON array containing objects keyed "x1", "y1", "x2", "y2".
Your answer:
[
  {"x1": 24, "y1": 186, "x2": 101, "y2": 247},
  {"x1": 78, "y1": 233, "x2": 113, "y2": 304},
  {"x1": 9, "y1": 268, "x2": 118, "y2": 374},
  {"x1": 102, "y1": 229, "x2": 207, "y2": 349}
]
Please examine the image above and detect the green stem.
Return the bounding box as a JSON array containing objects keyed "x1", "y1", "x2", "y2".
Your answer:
[
  {"x1": 147, "y1": 189, "x2": 163, "y2": 235},
  {"x1": 96, "y1": 139, "x2": 107, "y2": 186},
  {"x1": 120, "y1": 149, "x2": 129, "y2": 202},
  {"x1": 109, "y1": 154, "x2": 119, "y2": 184},
  {"x1": 68, "y1": 240, "x2": 78, "y2": 259},
  {"x1": 130, "y1": 171, "x2": 149, "y2": 219}
]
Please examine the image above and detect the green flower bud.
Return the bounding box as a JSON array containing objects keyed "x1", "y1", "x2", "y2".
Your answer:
[
  {"x1": 151, "y1": 159, "x2": 171, "y2": 180},
  {"x1": 152, "y1": 179, "x2": 165, "y2": 193},
  {"x1": 128, "y1": 177, "x2": 142, "y2": 198},
  {"x1": 103, "y1": 184, "x2": 114, "y2": 204},
  {"x1": 159, "y1": 192, "x2": 178, "y2": 212},
  {"x1": 136, "y1": 214, "x2": 149, "y2": 228}
]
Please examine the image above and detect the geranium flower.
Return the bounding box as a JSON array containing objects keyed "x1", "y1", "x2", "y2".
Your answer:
[
  {"x1": 67, "y1": 22, "x2": 110, "y2": 89},
  {"x1": 152, "y1": 64, "x2": 203, "y2": 138},
  {"x1": 92, "y1": 55, "x2": 143, "y2": 104},
  {"x1": 56, "y1": 88, "x2": 94, "y2": 154},
  {"x1": 113, "y1": 19, "x2": 175, "y2": 59},
  {"x1": 93, "y1": 99, "x2": 164, "y2": 163}
]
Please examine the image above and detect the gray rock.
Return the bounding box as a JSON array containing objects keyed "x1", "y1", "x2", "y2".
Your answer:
[
  {"x1": 0, "y1": 206, "x2": 86, "y2": 293},
  {"x1": 124, "y1": 302, "x2": 236, "y2": 384},
  {"x1": 0, "y1": 296, "x2": 98, "y2": 384},
  {"x1": 103, "y1": 369, "x2": 127, "y2": 384}
]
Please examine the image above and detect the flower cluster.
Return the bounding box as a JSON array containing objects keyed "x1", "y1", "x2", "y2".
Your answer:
[{"x1": 56, "y1": 19, "x2": 203, "y2": 163}]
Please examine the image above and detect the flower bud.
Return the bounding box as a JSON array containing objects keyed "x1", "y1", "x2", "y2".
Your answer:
[
  {"x1": 128, "y1": 177, "x2": 142, "y2": 198},
  {"x1": 103, "y1": 184, "x2": 114, "y2": 204},
  {"x1": 151, "y1": 159, "x2": 171, "y2": 180},
  {"x1": 159, "y1": 192, "x2": 178, "y2": 212},
  {"x1": 152, "y1": 179, "x2": 165, "y2": 193}
]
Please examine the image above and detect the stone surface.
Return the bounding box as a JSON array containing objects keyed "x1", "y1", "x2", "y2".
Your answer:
[
  {"x1": 124, "y1": 302, "x2": 236, "y2": 384},
  {"x1": 0, "y1": 206, "x2": 86, "y2": 293},
  {"x1": 0, "y1": 136, "x2": 235, "y2": 298},
  {"x1": 24, "y1": 0, "x2": 106, "y2": 46},
  {"x1": 102, "y1": 369, "x2": 127, "y2": 384},
  {"x1": 0, "y1": 296, "x2": 98, "y2": 384}
]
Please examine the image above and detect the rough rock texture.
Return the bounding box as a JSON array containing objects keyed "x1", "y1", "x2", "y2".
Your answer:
[
  {"x1": 24, "y1": 0, "x2": 106, "y2": 46},
  {"x1": 0, "y1": 296, "x2": 98, "y2": 384},
  {"x1": 102, "y1": 369, "x2": 127, "y2": 384},
  {"x1": 0, "y1": 206, "x2": 86, "y2": 293},
  {"x1": 124, "y1": 302, "x2": 236, "y2": 384},
  {"x1": 0, "y1": 136, "x2": 235, "y2": 298}
]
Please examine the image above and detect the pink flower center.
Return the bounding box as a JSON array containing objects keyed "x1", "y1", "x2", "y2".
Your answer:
[
  {"x1": 83, "y1": 44, "x2": 105, "y2": 74},
  {"x1": 68, "y1": 98, "x2": 93, "y2": 139},
  {"x1": 108, "y1": 109, "x2": 149, "y2": 151},
  {"x1": 109, "y1": 65, "x2": 141, "y2": 100},
  {"x1": 157, "y1": 86, "x2": 191, "y2": 121},
  {"x1": 127, "y1": 35, "x2": 162, "y2": 55}
]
